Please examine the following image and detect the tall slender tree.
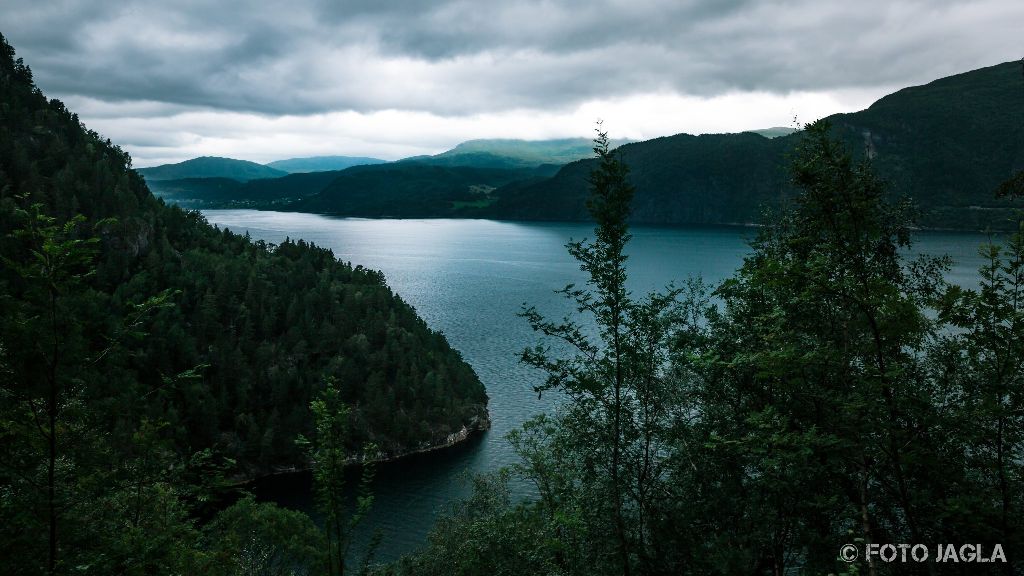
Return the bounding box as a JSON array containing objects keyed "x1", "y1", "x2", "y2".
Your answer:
[
  {"x1": 2, "y1": 205, "x2": 99, "y2": 575},
  {"x1": 519, "y1": 125, "x2": 689, "y2": 575},
  {"x1": 299, "y1": 379, "x2": 379, "y2": 576}
]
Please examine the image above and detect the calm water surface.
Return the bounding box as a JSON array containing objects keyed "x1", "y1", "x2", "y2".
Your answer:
[{"x1": 202, "y1": 209, "x2": 992, "y2": 561}]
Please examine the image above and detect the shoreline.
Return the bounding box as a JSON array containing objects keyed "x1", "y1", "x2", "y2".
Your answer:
[
  {"x1": 195, "y1": 205, "x2": 1020, "y2": 234},
  {"x1": 236, "y1": 411, "x2": 491, "y2": 485}
]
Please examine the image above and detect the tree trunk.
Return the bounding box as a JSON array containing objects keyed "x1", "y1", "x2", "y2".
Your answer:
[
  {"x1": 860, "y1": 457, "x2": 877, "y2": 576},
  {"x1": 48, "y1": 289, "x2": 58, "y2": 576}
]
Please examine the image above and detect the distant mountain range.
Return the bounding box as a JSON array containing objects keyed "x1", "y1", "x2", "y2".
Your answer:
[
  {"x1": 265, "y1": 155, "x2": 387, "y2": 173},
  {"x1": 399, "y1": 137, "x2": 630, "y2": 169},
  {"x1": 139, "y1": 138, "x2": 610, "y2": 184},
  {"x1": 747, "y1": 127, "x2": 798, "y2": 139},
  {"x1": 143, "y1": 62, "x2": 1024, "y2": 230},
  {"x1": 141, "y1": 139, "x2": 596, "y2": 208}
]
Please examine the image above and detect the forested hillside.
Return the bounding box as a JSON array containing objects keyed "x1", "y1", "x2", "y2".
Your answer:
[
  {"x1": 827, "y1": 60, "x2": 1024, "y2": 228},
  {"x1": 143, "y1": 137, "x2": 597, "y2": 205},
  {"x1": 149, "y1": 169, "x2": 348, "y2": 209},
  {"x1": 0, "y1": 32, "x2": 486, "y2": 480},
  {"x1": 289, "y1": 163, "x2": 556, "y2": 217},
  {"x1": 485, "y1": 131, "x2": 792, "y2": 223},
  {"x1": 0, "y1": 33, "x2": 492, "y2": 573},
  {"x1": 485, "y1": 60, "x2": 1024, "y2": 230},
  {"x1": 145, "y1": 176, "x2": 246, "y2": 207},
  {"x1": 138, "y1": 156, "x2": 289, "y2": 181},
  {"x1": 143, "y1": 139, "x2": 592, "y2": 209},
  {"x1": 147, "y1": 162, "x2": 557, "y2": 212}
]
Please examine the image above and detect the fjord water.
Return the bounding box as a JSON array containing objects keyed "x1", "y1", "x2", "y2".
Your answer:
[{"x1": 202, "y1": 209, "x2": 992, "y2": 561}]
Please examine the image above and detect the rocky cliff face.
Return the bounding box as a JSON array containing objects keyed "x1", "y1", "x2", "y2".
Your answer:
[
  {"x1": 262, "y1": 409, "x2": 491, "y2": 478},
  {"x1": 400, "y1": 410, "x2": 491, "y2": 461}
]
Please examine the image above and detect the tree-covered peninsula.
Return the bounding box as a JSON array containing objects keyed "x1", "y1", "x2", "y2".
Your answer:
[{"x1": 0, "y1": 32, "x2": 487, "y2": 573}]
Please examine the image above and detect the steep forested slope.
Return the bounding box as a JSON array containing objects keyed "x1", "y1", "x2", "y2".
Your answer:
[
  {"x1": 484, "y1": 132, "x2": 792, "y2": 224},
  {"x1": 0, "y1": 34, "x2": 488, "y2": 478},
  {"x1": 826, "y1": 60, "x2": 1024, "y2": 228},
  {"x1": 488, "y1": 61, "x2": 1024, "y2": 229}
]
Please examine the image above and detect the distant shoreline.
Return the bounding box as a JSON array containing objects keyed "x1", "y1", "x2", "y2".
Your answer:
[{"x1": 198, "y1": 206, "x2": 1020, "y2": 235}]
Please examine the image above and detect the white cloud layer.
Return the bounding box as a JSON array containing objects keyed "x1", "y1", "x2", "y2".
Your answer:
[{"x1": 66, "y1": 89, "x2": 886, "y2": 166}]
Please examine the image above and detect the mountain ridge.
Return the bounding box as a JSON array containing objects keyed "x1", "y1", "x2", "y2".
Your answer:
[
  {"x1": 265, "y1": 155, "x2": 387, "y2": 173},
  {"x1": 481, "y1": 59, "x2": 1024, "y2": 230},
  {"x1": 138, "y1": 155, "x2": 288, "y2": 181}
]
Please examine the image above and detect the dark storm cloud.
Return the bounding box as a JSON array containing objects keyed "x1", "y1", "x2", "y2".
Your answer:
[
  {"x1": 357, "y1": 0, "x2": 755, "y2": 60},
  {"x1": 2, "y1": 0, "x2": 1019, "y2": 116}
]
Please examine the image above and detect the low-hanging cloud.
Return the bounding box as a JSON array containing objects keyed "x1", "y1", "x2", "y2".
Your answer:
[{"x1": 2, "y1": 0, "x2": 1019, "y2": 165}]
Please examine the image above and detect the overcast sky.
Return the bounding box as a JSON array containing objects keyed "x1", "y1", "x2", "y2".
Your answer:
[{"x1": 3, "y1": 0, "x2": 1021, "y2": 167}]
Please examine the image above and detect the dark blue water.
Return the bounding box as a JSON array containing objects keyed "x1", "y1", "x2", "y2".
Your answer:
[{"x1": 202, "y1": 210, "x2": 993, "y2": 562}]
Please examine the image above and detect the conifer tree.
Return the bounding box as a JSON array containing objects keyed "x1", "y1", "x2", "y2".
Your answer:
[{"x1": 519, "y1": 125, "x2": 688, "y2": 575}]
